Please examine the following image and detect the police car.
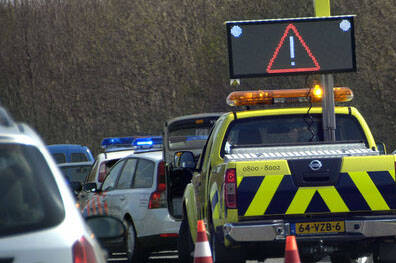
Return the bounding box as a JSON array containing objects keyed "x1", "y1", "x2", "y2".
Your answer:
[
  {"x1": 78, "y1": 136, "x2": 161, "y2": 208},
  {"x1": 82, "y1": 137, "x2": 180, "y2": 262},
  {"x1": 0, "y1": 107, "x2": 108, "y2": 263}
]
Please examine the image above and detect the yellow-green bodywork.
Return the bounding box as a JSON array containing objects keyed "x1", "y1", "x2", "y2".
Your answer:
[{"x1": 182, "y1": 106, "x2": 395, "y2": 244}]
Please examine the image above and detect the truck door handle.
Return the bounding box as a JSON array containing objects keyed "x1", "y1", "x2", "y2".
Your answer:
[{"x1": 119, "y1": 196, "x2": 126, "y2": 201}]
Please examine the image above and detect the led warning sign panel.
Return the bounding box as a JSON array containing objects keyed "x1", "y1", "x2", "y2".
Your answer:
[{"x1": 226, "y1": 15, "x2": 356, "y2": 78}]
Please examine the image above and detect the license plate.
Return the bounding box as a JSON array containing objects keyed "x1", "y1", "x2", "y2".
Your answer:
[{"x1": 294, "y1": 221, "x2": 345, "y2": 235}]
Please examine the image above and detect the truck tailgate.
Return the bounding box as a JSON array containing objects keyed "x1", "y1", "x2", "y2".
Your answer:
[{"x1": 235, "y1": 155, "x2": 396, "y2": 218}]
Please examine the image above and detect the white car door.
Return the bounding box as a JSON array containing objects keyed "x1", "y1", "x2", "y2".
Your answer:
[
  {"x1": 99, "y1": 160, "x2": 126, "y2": 217},
  {"x1": 111, "y1": 158, "x2": 138, "y2": 220}
]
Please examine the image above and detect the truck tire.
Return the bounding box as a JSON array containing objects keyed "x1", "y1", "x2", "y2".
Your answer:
[{"x1": 178, "y1": 216, "x2": 194, "y2": 263}]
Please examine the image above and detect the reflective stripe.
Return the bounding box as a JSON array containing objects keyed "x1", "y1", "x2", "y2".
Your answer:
[
  {"x1": 96, "y1": 194, "x2": 103, "y2": 214},
  {"x1": 245, "y1": 175, "x2": 284, "y2": 216},
  {"x1": 286, "y1": 188, "x2": 316, "y2": 214},
  {"x1": 87, "y1": 199, "x2": 91, "y2": 216},
  {"x1": 317, "y1": 187, "x2": 349, "y2": 212},
  {"x1": 349, "y1": 172, "x2": 390, "y2": 210},
  {"x1": 237, "y1": 169, "x2": 395, "y2": 217}
]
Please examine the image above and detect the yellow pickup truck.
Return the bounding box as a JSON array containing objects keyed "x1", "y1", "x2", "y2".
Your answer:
[{"x1": 167, "y1": 86, "x2": 396, "y2": 263}]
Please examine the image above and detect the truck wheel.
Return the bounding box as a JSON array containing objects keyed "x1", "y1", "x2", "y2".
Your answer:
[{"x1": 178, "y1": 216, "x2": 194, "y2": 263}]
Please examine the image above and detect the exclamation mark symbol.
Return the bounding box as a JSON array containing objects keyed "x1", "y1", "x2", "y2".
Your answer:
[{"x1": 290, "y1": 36, "x2": 295, "y2": 66}]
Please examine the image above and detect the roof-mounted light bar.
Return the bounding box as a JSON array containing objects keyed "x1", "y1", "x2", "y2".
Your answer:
[
  {"x1": 226, "y1": 86, "x2": 353, "y2": 107},
  {"x1": 132, "y1": 136, "x2": 163, "y2": 148},
  {"x1": 101, "y1": 136, "x2": 136, "y2": 149}
]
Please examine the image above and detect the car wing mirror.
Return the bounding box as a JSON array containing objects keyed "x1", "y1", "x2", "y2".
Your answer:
[
  {"x1": 85, "y1": 215, "x2": 126, "y2": 255},
  {"x1": 83, "y1": 182, "x2": 98, "y2": 192}
]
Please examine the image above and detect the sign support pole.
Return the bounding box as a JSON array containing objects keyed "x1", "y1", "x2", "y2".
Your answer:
[{"x1": 314, "y1": 0, "x2": 336, "y2": 141}]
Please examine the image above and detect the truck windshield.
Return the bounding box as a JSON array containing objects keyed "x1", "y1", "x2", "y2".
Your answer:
[{"x1": 223, "y1": 114, "x2": 367, "y2": 153}]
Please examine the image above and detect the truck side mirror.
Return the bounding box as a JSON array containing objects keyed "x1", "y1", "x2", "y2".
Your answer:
[{"x1": 174, "y1": 151, "x2": 195, "y2": 169}]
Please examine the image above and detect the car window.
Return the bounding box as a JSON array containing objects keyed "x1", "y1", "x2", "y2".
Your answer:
[
  {"x1": 131, "y1": 159, "x2": 154, "y2": 188},
  {"x1": 86, "y1": 159, "x2": 99, "y2": 183},
  {"x1": 0, "y1": 144, "x2": 65, "y2": 237},
  {"x1": 222, "y1": 114, "x2": 367, "y2": 154},
  {"x1": 71, "y1": 152, "x2": 88, "y2": 162},
  {"x1": 61, "y1": 164, "x2": 92, "y2": 184},
  {"x1": 116, "y1": 158, "x2": 137, "y2": 189},
  {"x1": 101, "y1": 161, "x2": 125, "y2": 191},
  {"x1": 52, "y1": 153, "x2": 66, "y2": 164}
]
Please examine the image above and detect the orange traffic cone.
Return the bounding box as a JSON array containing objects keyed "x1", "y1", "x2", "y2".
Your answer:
[
  {"x1": 284, "y1": 235, "x2": 301, "y2": 263},
  {"x1": 193, "y1": 220, "x2": 213, "y2": 263}
]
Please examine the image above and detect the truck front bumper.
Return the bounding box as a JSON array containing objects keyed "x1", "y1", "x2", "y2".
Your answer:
[{"x1": 223, "y1": 217, "x2": 396, "y2": 242}]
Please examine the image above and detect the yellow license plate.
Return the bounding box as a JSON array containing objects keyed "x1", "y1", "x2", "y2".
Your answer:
[{"x1": 295, "y1": 221, "x2": 345, "y2": 235}]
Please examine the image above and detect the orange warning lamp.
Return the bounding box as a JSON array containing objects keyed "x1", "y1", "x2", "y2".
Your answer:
[{"x1": 226, "y1": 86, "x2": 353, "y2": 107}]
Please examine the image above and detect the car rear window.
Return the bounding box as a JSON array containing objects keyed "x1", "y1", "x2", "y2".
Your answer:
[
  {"x1": 52, "y1": 153, "x2": 66, "y2": 163},
  {"x1": 0, "y1": 144, "x2": 65, "y2": 237},
  {"x1": 71, "y1": 152, "x2": 88, "y2": 162},
  {"x1": 222, "y1": 114, "x2": 367, "y2": 154},
  {"x1": 61, "y1": 164, "x2": 92, "y2": 184}
]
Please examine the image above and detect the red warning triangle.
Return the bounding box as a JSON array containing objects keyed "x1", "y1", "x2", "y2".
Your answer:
[{"x1": 266, "y1": 24, "x2": 320, "y2": 73}]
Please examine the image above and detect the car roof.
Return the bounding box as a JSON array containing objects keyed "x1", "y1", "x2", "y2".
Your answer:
[
  {"x1": 165, "y1": 112, "x2": 224, "y2": 126},
  {"x1": 102, "y1": 149, "x2": 137, "y2": 160},
  {"x1": 47, "y1": 144, "x2": 90, "y2": 151},
  {"x1": 57, "y1": 161, "x2": 94, "y2": 168},
  {"x1": 126, "y1": 150, "x2": 163, "y2": 162}
]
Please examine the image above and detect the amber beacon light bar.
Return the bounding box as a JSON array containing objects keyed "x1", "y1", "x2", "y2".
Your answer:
[{"x1": 226, "y1": 86, "x2": 353, "y2": 107}]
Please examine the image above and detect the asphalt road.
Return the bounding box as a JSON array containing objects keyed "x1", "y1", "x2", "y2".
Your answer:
[
  {"x1": 107, "y1": 251, "x2": 374, "y2": 263},
  {"x1": 106, "y1": 251, "x2": 334, "y2": 263}
]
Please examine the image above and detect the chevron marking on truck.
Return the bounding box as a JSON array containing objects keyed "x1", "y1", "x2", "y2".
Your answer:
[{"x1": 237, "y1": 170, "x2": 396, "y2": 217}]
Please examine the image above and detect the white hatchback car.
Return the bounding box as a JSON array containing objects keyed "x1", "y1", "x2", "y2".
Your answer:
[
  {"x1": 78, "y1": 136, "x2": 162, "y2": 209},
  {"x1": 0, "y1": 107, "x2": 107, "y2": 263},
  {"x1": 82, "y1": 149, "x2": 180, "y2": 262}
]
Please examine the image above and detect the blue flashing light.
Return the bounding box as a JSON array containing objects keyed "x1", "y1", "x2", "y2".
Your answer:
[
  {"x1": 132, "y1": 136, "x2": 163, "y2": 147},
  {"x1": 136, "y1": 140, "x2": 153, "y2": 146},
  {"x1": 101, "y1": 136, "x2": 135, "y2": 149}
]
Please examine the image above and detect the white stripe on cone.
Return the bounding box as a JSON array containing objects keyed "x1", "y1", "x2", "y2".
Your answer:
[{"x1": 194, "y1": 241, "x2": 212, "y2": 257}]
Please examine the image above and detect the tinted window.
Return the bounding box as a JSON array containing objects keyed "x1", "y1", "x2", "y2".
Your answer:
[
  {"x1": 0, "y1": 144, "x2": 64, "y2": 237},
  {"x1": 101, "y1": 161, "x2": 124, "y2": 191},
  {"x1": 52, "y1": 153, "x2": 66, "y2": 163},
  {"x1": 223, "y1": 114, "x2": 367, "y2": 153},
  {"x1": 168, "y1": 116, "x2": 219, "y2": 150},
  {"x1": 71, "y1": 153, "x2": 88, "y2": 162},
  {"x1": 132, "y1": 159, "x2": 154, "y2": 188},
  {"x1": 116, "y1": 159, "x2": 137, "y2": 189},
  {"x1": 61, "y1": 164, "x2": 92, "y2": 184}
]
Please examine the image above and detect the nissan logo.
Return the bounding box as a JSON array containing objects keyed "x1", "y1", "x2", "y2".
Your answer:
[{"x1": 309, "y1": 160, "x2": 322, "y2": 171}]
